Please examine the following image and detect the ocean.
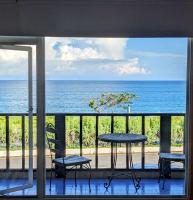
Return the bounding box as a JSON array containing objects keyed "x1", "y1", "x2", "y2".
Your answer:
[{"x1": 0, "y1": 80, "x2": 186, "y2": 113}]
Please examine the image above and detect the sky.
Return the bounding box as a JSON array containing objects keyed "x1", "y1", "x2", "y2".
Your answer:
[{"x1": 0, "y1": 37, "x2": 188, "y2": 80}]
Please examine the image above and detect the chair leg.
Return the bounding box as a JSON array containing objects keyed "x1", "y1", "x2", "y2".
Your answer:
[
  {"x1": 75, "y1": 166, "x2": 77, "y2": 187},
  {"x1": 50, "y1": 163, "x2": 53, "y2": 191},
  {"x1": 63, "y1": 170, "x2": 66, "y2": 194},
  {"x1": 88, "y1": 163, "x2": 92, "y2": 193},
  {"x1": 158, "y1": 158, "x2": 162, "y2": 183},
  {"x1": 162, "y1": 159, "x2": 166, "y2": 189}
]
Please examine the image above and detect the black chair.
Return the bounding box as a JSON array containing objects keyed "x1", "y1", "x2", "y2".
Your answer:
[
  {"x1": 45, "y1": 123, "x2": 92, "y2": 192},
  {"x1": 158, "y1": 152, "x2": 185, "y2": 189}
]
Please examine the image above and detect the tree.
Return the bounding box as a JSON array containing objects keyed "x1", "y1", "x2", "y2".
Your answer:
[{"x1": 88, "y1": 92, "x2": 137, "y2": 113}]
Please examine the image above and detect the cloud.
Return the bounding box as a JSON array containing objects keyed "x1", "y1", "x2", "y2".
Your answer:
[
  {"x1": 128, "y1": 50, "x2": 185, "y2": 58},
  {"x1": 59, "y1": 45, "x2": 105, "y2": 61},
  {"x1": 0, "y1": 38, "x2": 150, "y2": 80},
  {"x1": 45, "y1": 37, "x2": 128, "y2": 61},
  {"x1": 0, "y1": 46, "x2": 38, "y2": 79},
  {"x1": 117, "y1": 58, "x2": 150, "y2": 75},
  {"x1": 47, "y1": 60, "x2": 76, "y2": 72},
  {"x1": 45, "y1": 57, "x2": 150, "y2": 80},
  {"x1": 98, "y1": 58, "x2": 150, "y2": 76},
  {"x1": 44, "y1": 39, "x2": 148, "y2": 78},
  {"x1": 0, "y1": 49, "x2": 27, "y2": 62},
  {"x1": 44, "y1": 37, "x2": 130, "y2": 75},
  {"x1": 118, "y1": 64, "x2": 148, "y2": 75},
  {"x1": 45, "y1": 37, "x2": 71, "y2": 60},
  {"x1": 0, "y1": 62, "x2": 27, "y2": 78},
  {"x1": 0, "y1": 49, "x2": 28, "y2": 79},
  {"x1": 84, "y1": 38, "x2": 128, "y2": 59}
]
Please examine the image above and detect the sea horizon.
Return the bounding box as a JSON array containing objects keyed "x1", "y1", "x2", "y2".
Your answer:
[
  {"x1": 0, "y1": 80, "x2": 186, "y2": 82},
  {"x1": 0, "y1": 80, "x2": 187, "y2": 114}
]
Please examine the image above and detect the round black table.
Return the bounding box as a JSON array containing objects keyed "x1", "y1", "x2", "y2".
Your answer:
[{"x1": 98, "y1": 133, "x2": 147, "y2": 191}]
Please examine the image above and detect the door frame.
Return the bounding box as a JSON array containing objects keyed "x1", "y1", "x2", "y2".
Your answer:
[
  {"x1": 0, "y1": 37, "x2": 192, "y2": 200},
  {"x1": 0, "y1": 45, "x2": 33, "y2": 195},
  {"x1": 0, "y1": 37, "x2": 45, "y2": 198},
  {"x1": 186, "y1": 38, "x2": 193, "y2": 200}
]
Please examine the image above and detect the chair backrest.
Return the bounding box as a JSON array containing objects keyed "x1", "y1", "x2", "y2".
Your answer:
[{"x1": 45, "y1": 123, "x2": 64, "y2": 158}]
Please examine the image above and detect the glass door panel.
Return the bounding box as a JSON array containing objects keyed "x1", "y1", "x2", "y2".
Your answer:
[{"x1": 0, "y1": 45, "x2": 34, "y2": 195}]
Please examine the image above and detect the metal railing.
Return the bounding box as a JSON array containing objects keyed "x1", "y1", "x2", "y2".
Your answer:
[{"x1": 0, "y1": 113, "x2": 185, "y2": 172}]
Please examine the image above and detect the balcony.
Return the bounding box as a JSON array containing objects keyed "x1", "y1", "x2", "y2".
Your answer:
[{"x1": 0, "y1": 112, "x2": 185, "y2": 196}]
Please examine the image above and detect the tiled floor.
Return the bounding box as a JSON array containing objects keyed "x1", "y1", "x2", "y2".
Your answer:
[{"x1": 0, "y1": 178, "x2": 185, "y2": 196}]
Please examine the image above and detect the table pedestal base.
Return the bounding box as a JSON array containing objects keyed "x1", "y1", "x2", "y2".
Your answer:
[
  {"x1": 104, "y1": 171, "x2": 141, "y2": 191},
  {"x1": 104, "y1": 143, "x2": 141, "y2": 192}
]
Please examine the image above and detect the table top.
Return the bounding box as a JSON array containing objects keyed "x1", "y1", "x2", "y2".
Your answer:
[{"x1": 98, "y1": 133, "x2": 147, "y2": 143}]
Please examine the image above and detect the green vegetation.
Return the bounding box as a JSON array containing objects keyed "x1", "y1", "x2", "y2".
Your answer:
[
  {"x1": 89, "y1": 92, "x2": 137, "y2": 113},
  {"x1": 0, "y1": 115, "x2": 184, "y2": 151}
]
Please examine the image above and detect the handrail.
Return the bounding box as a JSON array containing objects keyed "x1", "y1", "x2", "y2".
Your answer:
[
  {"x1": 0, "y1": 112, "x2": 186, "y2": 116},
  {"x1": 0, "y1": 112, "x2": 185, "y2": 173}
]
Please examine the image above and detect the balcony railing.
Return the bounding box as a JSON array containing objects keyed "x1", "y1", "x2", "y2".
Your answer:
[{"x1": 0, "y1": 113, "x2": 185, "y2": 174}]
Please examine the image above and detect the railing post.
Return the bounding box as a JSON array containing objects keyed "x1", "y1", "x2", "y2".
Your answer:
[
  {"x1": 6, "y1": 115, "x2": 9, "y2": 170},
  {"x1": 55, "y1": 114, "x2": 65, "y2": 177},
  {"x1": 22, "y1": 115, "x2": 25, "y2": 170},
  {"x1": 160, "y1": 114, "x2": 171, "y2": 177},
  {"x1": 95, "y1": 116, "x2": 99, "y2": 169},
  {"x1": 142, "y1": 116, "x2": 145, "y2": 169},
  {"x1": 80, "y1": 115, "x2": 83, "y2": 157},
  {"x1": 126, "y1": 115, "x2": 129, "y2": 169},
  {"x1": 111, "y1": 116, "x2": 114, "y2": 169}
]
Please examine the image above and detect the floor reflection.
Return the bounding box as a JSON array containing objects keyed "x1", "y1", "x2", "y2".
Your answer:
[{"x1": 0, "y1": 178, "x2": 185, "y2": 196}]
